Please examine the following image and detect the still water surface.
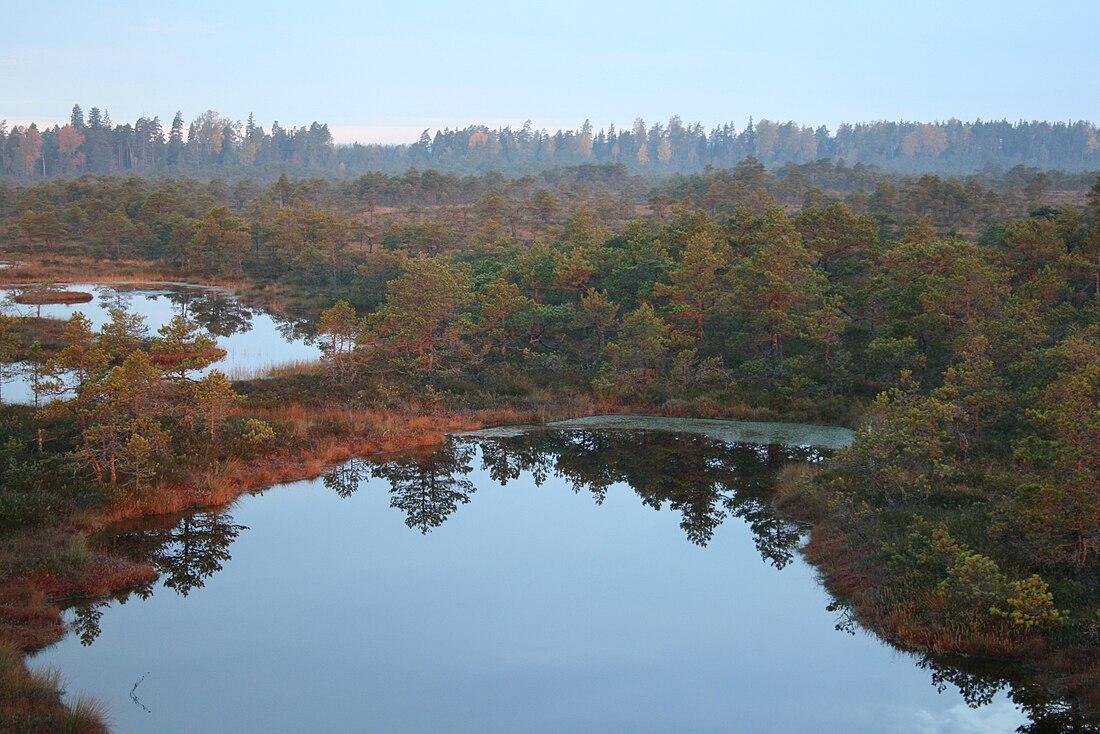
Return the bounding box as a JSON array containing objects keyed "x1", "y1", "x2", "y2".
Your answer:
[
  {"x1": 32, "y1": 421, "x2": 1033, "y2": 733},
  {"x1": 1, "y1": 282, "x2": 319, "y2": 403}
]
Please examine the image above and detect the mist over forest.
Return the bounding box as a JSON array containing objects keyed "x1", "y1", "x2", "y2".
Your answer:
[{"x1": 3, "y1": 105, "x2": 1100, "y2": 180}]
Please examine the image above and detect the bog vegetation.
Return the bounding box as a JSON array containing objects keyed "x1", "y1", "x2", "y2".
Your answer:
[{"x1": 0, "y1": 146, "x2": 1098, "y2": 724}]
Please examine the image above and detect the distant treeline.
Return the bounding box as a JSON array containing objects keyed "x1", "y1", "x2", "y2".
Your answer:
[{"x1": 2, "y1": 106, "x2": 1100, "y2": 180}]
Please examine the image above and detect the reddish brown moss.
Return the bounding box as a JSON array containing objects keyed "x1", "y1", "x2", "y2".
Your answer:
[{"x1": 13, "y1": 290, "x2": 93, "y2": 305}]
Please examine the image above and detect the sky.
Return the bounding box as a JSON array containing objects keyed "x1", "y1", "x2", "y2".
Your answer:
[{"x1": 3, "y1": 0, "x2": 1098, "y2": 145}]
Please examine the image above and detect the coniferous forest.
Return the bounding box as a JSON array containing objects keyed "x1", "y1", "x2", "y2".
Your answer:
[
  {"x1": 3, "y1": 105, "x2": 1100, "y2": 180},
  {"x1": 0, "y1": 103, "x2": 1099, "y2": 731}
]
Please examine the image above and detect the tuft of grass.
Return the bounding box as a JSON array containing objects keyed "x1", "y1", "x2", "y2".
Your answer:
[
  {"x1": 228, "y1": 359, "x2": 324, "y2": 381},
  {"x1": 0, "y1": 641, "x2": 109, "y2": 734},
  {"x1": 36, "y1": 540, "x2": 93, "y2": 577},
  {"x1": 0, "y1": 645, "x2": 61, "y2": 701},
  {"x1": 57, "y1": 693, "x2": 110, "y2": 734}
]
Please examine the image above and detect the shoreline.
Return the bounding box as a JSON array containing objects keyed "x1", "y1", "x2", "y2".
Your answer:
[
  {"x1": 4, "y1": 402, "x2": 856, "y2": 652},
  {"x1": 785, "y1": 493, "x2": 1100, "y2": 717},
  {"x1": 4, "y1": 403, "x2": 1099, "y2": 724},
  {"x1": 1, "y1": 407, "x2": 514, "y2": 652}
]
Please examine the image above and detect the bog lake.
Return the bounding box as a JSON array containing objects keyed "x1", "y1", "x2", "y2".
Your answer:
[{"x1": 1, "y1": 284, "x2": 1049, "y2": 732}]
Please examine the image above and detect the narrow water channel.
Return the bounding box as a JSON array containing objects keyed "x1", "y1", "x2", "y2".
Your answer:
[{"x1": 30, "y1": 419, "x2": 1040, "y2": 733}]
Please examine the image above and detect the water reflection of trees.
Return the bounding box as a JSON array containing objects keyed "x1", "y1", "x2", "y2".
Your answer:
[
  {"x1": 323, "y1": 460, "x2": 369, "y2": 498},
  {"x1": 375, "y1": 443, "x2": 477, "y2": 533},
  {"x1": 273, "y1": 313, "x2": 317, "y2": 344},
  {"x1": 325, "y1": 430, "x2": 817, "y2": 567},
  {"x1": 95, "y1": 285, "x2": 134, "y2": 313},
  {"x1": 476, "y1": 430, "x2": 818, "y2": 566},
  {"x1": 62, "y1": 429, "x2": 1097, "y2": 726},
  {"x1": 160, "y1": 286, "x2": 318, "y2": 343},
  {"x1": 68, "y1": 508, "x2": 244, "y2": 645},
  {"x1": 159, "y1": 290, "x2": 254, "y2": 337},
  {"x1": 326, "y1": 443, "x2": 477, "y2": 533},
  {"x1": 917, "y1": 656, "x2": 1100, "y2": 733},
  {"x1": 88, "y1": 285, "x2": 321, "y2": 348}
]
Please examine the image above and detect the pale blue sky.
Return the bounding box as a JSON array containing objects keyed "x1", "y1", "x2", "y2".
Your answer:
[{"x1": 3, "y1": 0, "x2": 1097, "y2": 144}]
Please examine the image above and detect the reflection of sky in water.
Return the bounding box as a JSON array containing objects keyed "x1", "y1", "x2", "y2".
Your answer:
[
  {"x1": 1, "y1": 283, "x2": 320, "y2": 403},
  {"x1": 31, "y1": 444, "x2": 1026, "y2": 734}
]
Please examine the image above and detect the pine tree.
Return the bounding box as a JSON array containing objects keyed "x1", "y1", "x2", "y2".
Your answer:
[{"x1": 168, "y1": 111, "x2": 184, "y2": 166}]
